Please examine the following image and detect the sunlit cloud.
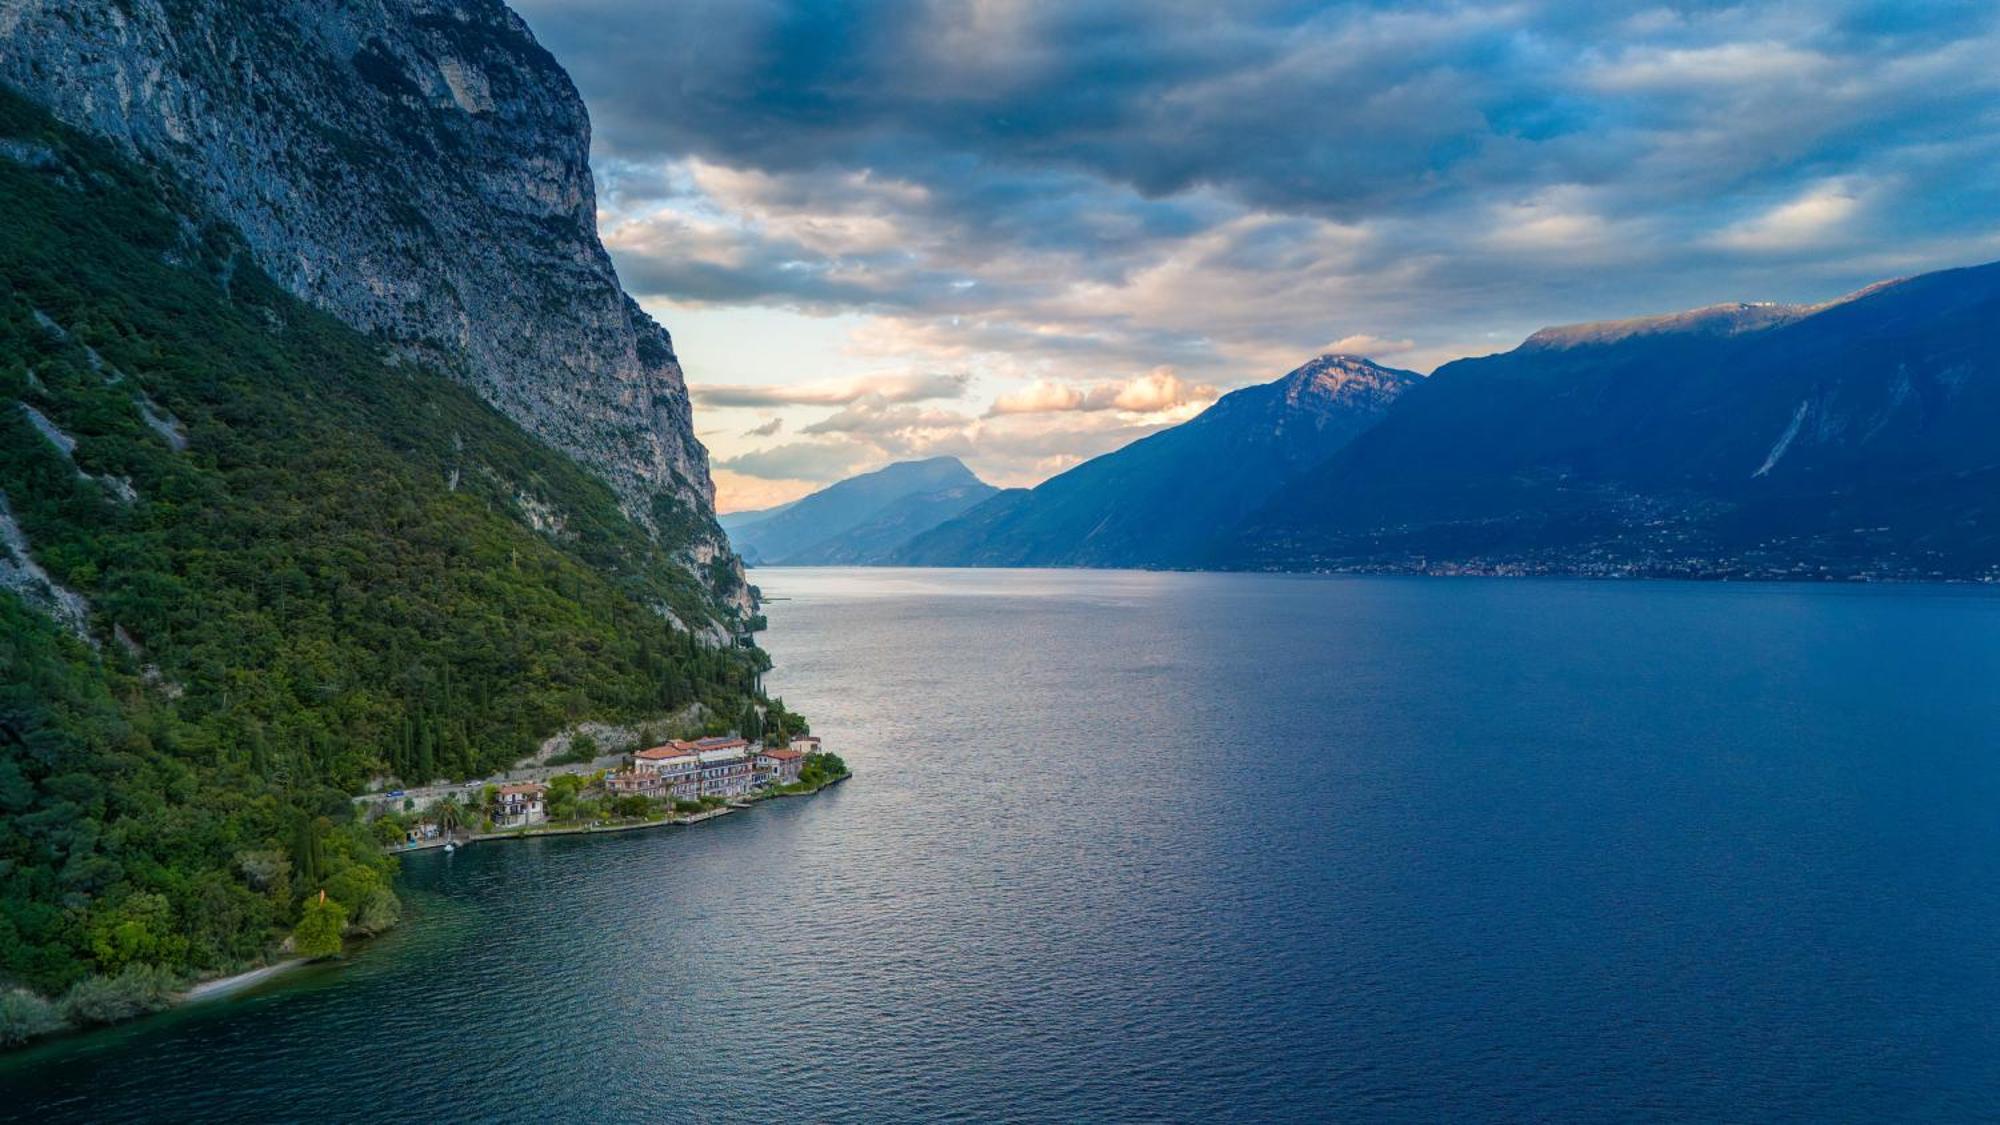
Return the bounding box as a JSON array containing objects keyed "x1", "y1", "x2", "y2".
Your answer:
[
  {"x1": 1712, "y1": 179, "x2": 1871, "y2": 253},
  {"x1": 988, "y1": 369, "x2": 1218, "y2": 416},
  {"x1": 508, "y1": 0, "x2": 2000, "y2": 509}
]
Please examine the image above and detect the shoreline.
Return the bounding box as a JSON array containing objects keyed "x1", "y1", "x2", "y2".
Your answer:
[
  {"x1": 390, "y1": 770, "x2": 852, "y2": 852},
  {"x1": 183, "y1": 959, "x2": 308, "y2": 1003},
  {"x1": 3, "y1": 772, "x2": 852, "y2": 1056}
]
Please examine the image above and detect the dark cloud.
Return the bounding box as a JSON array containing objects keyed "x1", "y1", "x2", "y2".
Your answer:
[
  {"x1": 520, "y1": 0, "x2": 2000, "y2": 418},
  {"x1": 523, "y1": 1, "x2": 1997, "y2": 216}
]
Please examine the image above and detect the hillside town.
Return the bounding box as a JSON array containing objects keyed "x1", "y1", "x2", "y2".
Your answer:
[{"x1": 368, "y1": 734, "x2": 843, "y2": 848}]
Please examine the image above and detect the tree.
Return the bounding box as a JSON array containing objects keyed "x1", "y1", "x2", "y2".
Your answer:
[
  {"x1": 433, "y1": 795, "x2": 464, "y2": 833},
  {"x1": 546, "y1": 773, "x2": 586, "y2": 820},
  {"x1": 799, "y1": 751, "x2": 848, "y2": 788},
  {"x1": 88, "y1": 893, "x2": 184, "y2": 974},
  {"x1": 292, "y1": 894, "x2": 347, "y2": 960}
]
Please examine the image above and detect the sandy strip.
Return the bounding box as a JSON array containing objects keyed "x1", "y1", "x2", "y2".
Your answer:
[{"x1": 183, "y1": 959, "x2": 307, "y2": 1002}]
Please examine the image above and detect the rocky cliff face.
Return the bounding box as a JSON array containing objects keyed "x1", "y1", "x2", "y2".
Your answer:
[{"x1": 0, "y1": 0, "x2": 749, "y2": 616}]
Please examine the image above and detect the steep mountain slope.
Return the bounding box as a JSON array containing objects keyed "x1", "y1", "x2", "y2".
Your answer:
[
  {"x1": 0, "y1": 0, "x2": 748, "y2": 613},
  {"x1": 898, "y1": 356, "x2": 1419, "y2": 567},
  {"x1": 731, "y1": 457, "x2": 997, "y2": 565},
  {"x1": 0, "y1": 84, "x2": 799, "y2": 1034},
  {"x1": 1232, "y1": 262, "x2": 2000, "y2": 577}
]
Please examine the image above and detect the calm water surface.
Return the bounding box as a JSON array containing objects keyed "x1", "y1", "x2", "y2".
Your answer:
[{"x1": 7, "y1": 570, "x2": 2000, "y2": 1122}]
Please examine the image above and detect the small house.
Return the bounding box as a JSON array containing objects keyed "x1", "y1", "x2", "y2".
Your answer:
[
  {"x1": 493, "y1": 782, "x2": 548, "y2": 827},
  {"x1": 756, "y1": 746, "x2": 806, "y2": 784}
]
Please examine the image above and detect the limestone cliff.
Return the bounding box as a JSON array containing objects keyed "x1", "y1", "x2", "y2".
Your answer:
[{"x1": 0, "y1": 0, "x2": 750, "y2": 618}]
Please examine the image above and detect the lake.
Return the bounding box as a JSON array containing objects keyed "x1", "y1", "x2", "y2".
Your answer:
[{"x1": 7, "y1": 569, "x2": 2000, "y2": 1121}]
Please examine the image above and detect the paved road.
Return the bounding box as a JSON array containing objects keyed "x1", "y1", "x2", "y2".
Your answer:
[{"x1": 352, "y1": 750, "x2": 631, "y2": 814}]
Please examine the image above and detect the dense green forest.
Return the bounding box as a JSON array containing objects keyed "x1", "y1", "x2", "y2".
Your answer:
[{"x1": 0, "y1": 88, "x2": 793, "y2": 1038}]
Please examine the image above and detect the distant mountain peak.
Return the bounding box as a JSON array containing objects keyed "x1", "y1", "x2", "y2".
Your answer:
[
  {"x1": 727, "y1": 456, "x2": 995, "y2": 565},
  {"x1": 896, "y1": 351, "x2": 1418, "y2": 569},
  {"x1": 880, "y1": 455, "x2": 974, "y2": 475},
  {"x1": 1272, "y1": 354, "x2": 1421, "y2": 409},
  {"x1": 849, "y1": 455, "x2": 983, "y2": 489}
]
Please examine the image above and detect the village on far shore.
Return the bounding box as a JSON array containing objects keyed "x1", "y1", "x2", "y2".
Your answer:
[{"x1": 355, "y1": 733, "x2": 848, "y2": 851}]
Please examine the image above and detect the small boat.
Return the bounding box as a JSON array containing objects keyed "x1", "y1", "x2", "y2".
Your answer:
[{"x1": 442, "y1": 841, "x2": 456, "y2": 853}]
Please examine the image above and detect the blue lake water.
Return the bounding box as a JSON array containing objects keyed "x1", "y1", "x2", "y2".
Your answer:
[{"x1": 7, "y1": 569, "x2": 2000, "y2": 1121}]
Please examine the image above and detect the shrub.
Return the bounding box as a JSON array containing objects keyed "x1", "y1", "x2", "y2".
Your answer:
[
  {"x1": 350, "y1": 887, "x2": 402, "y2": 936},
  {"x1": 798, "y1": 751, "x2": 849, "y2": 787},
  {"x1": 0, "y1": 988, "x2": 65, "y2": 1045},
  {"x1": 237, "y1": 850, "x2": 292, "y2": 898},
  {"x1": 59, "y1": 964, "x2": 183, "y2": 1027}
]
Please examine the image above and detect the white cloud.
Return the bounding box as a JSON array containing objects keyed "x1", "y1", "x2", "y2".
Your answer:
[
  {"x1": 1713, "y1": 179, "x2": 1870, "y2": 253},
  {"x1": 988, "y1": 379, "x2": 1085, "y2": 414},
  {"x1": 1588, "y1": 41, "x2": 1830, "y2": 93},
  {"x1": 1326, "y1": 334, "x2": 1416, "y2": 359}
]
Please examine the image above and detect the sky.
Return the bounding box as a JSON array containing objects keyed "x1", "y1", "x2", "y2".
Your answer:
[{"x1": 510, "y1": 0, "x2": 2000, "y2": 513}]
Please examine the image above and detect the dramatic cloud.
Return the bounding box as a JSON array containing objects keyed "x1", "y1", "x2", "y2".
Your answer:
[{"x1": 511, "y1": 0, "x2": 2000, "y2": 507}]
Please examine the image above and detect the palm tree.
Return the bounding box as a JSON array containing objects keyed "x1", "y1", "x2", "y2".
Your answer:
[{"x1": 433, "y1": 795, "x2": 464, "y2": 836}]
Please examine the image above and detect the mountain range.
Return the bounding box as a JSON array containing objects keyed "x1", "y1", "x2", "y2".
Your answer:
[
  {"x1": 725, "y1": 457, "x2": 997, "y2": 565},
  {"x1": 874, "y1": 260, "x2": 2000, "y2": 580},
  {"x1": 896, "y1": 356, "x2": 1418, "y2": 568},
  {"x1": 1229, "y1": 261, "x2": 2000, "y2": 578}
]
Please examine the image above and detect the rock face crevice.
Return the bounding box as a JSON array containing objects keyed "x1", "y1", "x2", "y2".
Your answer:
[{"x1": 0, "y1": 0, "x2": 749, "y2": 617}]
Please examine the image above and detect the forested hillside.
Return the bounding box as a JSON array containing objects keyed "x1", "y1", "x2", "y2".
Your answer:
[{"x1": 0, "y1": 89, "x2": 790, "y2": 1035}]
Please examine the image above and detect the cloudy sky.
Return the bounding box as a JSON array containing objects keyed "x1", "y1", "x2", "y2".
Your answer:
[{"x1": 511, "y1": 0, "x2": 2000, "y2": 512}]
